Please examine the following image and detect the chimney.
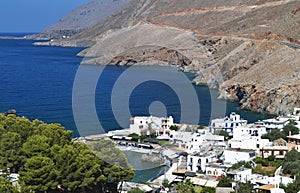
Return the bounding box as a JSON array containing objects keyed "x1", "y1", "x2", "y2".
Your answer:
[{"x1": 289, "y1": 131, "x2": 292, "y2": 136}]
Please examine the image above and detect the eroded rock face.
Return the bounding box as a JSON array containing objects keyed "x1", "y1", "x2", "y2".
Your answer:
[
  {"x1": 218, "y1": 82, "x2": 300, "y2": 115},
  {"x1": 109, "y1": 46, "x2": 192, "y2": 67},
  {"x1": 79, "y1": 23, "x2": 210, "y2": 68}
]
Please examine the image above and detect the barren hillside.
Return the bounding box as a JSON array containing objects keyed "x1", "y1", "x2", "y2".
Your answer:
[{"x1": 39, "y1": 0, "x2": 300, "y2": 115}]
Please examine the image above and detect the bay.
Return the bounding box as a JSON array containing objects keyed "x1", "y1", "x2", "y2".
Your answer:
[{"x1": 0, "y1": 37, "x2": 270, "y2": 182}]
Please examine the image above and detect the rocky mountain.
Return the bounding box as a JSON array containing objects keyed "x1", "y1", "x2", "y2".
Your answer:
[
  {"x1": 32, "y1": 0, "x2": 129, "y2": 39},
  {"x1": 38, "y1": 0, "x2": 300, "y2": 115}
]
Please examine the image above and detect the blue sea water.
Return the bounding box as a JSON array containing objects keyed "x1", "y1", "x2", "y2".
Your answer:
[
  {"x1": 0, "y1": 36, "x2": 271, "y2": 182},
  {"x1": 0, "y1": 37, "x2": 269, "y2": 137}
]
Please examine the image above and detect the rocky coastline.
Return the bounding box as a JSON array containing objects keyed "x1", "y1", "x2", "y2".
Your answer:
[{"x1": 33, "y1": 0, "x2": 300, "y2": 115}]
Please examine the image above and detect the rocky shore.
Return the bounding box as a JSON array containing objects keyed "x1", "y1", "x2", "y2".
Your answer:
[{"x1": 34, "y1": 0, "x2": 300, "y2": 115}]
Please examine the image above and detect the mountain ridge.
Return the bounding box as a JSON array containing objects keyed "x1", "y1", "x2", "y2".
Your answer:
[{"x1": 36, "y1": 0, "x2": 300, "y2": 115}]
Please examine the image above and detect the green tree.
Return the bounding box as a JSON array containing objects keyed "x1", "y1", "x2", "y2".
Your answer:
[
  {"x1": 88, "y1": 140, "x2": 132, "y2": 169},
  {"x1": 128, "y1": 133, "x2": 140, "y2": 141},
  {"x1": 0, "y1": 114, "x2": 134, "y2": 193},
  {"x1": 22, "y1": 135, "x2": 51, "y2": 157},
  {"x1": 283, "y1": 175, "x2": 300, "y2": 193},
  {"x1": 235, "y1": 182, "x2": 253, "y2": 193},
  {"x1": 282, "y1": 124, "x2": 299, "y2": 137},
  {"x1": 0, "y1": 177, "x2": 19, "y2": 193},
  {"x1": 282, "y1": 149, "x2": 300, "y2": 175},
  {"x1": 0, "y1": 132, "x2": 24, "y2": 172},
  {"x1": 217, "y1": 176, "x2": 232, "y2": 187},
  {"x1": 35, "y1": 123, "x2": 72, "y2": 146},
  {"x1": 20, "y1": 156, "x2": 58, "y2": 192},
  {"x1": 169, "y1": 125, "x2": 179, "y2": 131},
  {"x1": 162, "y1": 179, "x2": 170, "y2": 188},
  {"x1": 214, "y1": 130, "x2": 229, "y2": 139},
  {"x1": 176, "y1": 179, "x2": 195, "y2": 193},
  {"x1": 262, "y1": 129, "x2": 285, "y2": 141},
  {"x1": 200, "y1": 186, "x2": 215, "y2": 193}
]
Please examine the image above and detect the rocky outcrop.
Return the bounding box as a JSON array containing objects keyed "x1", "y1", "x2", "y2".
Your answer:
[
  {"x1": 141, "y1": 154, "x2": 164, "y2": 164},
  {"x1": 79, "y1": 22, "x2": 210, "y2": 67}
]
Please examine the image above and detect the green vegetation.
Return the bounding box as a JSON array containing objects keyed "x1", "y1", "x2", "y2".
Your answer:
[
  {"x1": 252, "y1": 156, "x2": 283, "y2": 176},
  {"x1": 0, "y1": 114, "x2": 134, "y2": 193},
  {"x1": 262, "y1": 122, "x2": 299, "y2": 141},
  {"x1": 0, "y1": 177, "x2": 19, "y2": 193},
  {"x1": 214, "y1": 130, "x2": 229, "y2": 139},
  {"x1": 176, "y1": 178, "x2": 195, "y2": 193},
  {"x1": 158, "y1": 140, "x2": 169, "y2": 146},
  {"x1": 127, "y1": 187, "x2": 145, "y2": 193},
  {"x1": 162, "y1": 179, "x2": 170, "y2": 188},
  {"x1": 169, "y1": 125, "x2": 179, "y2": 131},
  {"x1": 217, "y1": 176, "x2": 232, "y2": 187},
  {"x1": 235, "y1": 182, "x2": 253, "y2": 193},
  {"x1": 276, "y1": 150, "x2": 300, "y2": 193},
  {"x1": 193, "y1": 185, "x2": 202, "y2": 192},
  {"x1": 200, "y1": 186, "x2": 215, "y2": 193},
  {"x1": 282, "y1": 149, "x2": 300, "y2": 176},
  {"x1": 127, "y1": 133, "x2": 140, "y2": 141},
  {"x1": 229, "y1": 161, "x2": 252, "y2": 170}
]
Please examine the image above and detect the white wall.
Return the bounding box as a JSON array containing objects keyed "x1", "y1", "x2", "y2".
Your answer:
[
  {"x1": 223, "y1": 150, "x2": 256, "y2": 164},
  {"x1": 187, "y1": 154, "x2": 218, "y2": 172}
]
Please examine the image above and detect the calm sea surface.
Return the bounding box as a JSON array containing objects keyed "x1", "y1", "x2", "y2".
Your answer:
[{"x1": 0, "y1": 35, "x2": 270, "y2": 182}]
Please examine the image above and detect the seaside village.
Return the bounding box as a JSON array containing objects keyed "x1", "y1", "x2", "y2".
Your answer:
[{"x1": 75, "y1": 108, "x2": 300, "y2": 193}]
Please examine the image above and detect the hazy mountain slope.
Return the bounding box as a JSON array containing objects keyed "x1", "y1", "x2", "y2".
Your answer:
[
  {"x1": 36, "y1": 0, "x2": 129, "y2": 39},
  {"x1": 38, "y1": 0, "x2": 300, "y2": 115}
]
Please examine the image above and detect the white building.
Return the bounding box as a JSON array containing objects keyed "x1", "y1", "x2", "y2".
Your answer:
[
  {"x1": 262, "y1": 117, "x2": 289, "y2": 130},
  {"x1": 223, "y1": 149, "x2": 256, "y2": 164},
  {"x1": 211, "y1": 112, "x2": 247, "y2": 136},
  {"x1": 227, "y1": 167, "x2": 252, "y2": 183},
  {"x1": 232, "y1": 124, "x2": 268, "y2": 138},
  {"x1": 187, "y1": 152, "x2": 219, "y2": 173},
  {"x1": 205, "y1": 164, "x2": 227, "y2": 177},
  {"x1": 260, "y1": 146, "x2": 289, "y2": 159},
  {"x1": 129, "y1": 116, "x2": 174, "y2": 135},
  {"x1": 293, "y1": 107, "x2": 300, "y2": 116},
  {"x1": 255, "y1": 175, "x2": 294, "y2": 187},
  {"x1": 229, "y1": 136, "x2": 270, "y2": 152},
  {"x1": 186, "y1": 130, "x2": 225, "y2": 153},
  {"x1": 169, "y1": 130, "x2": 193, "y2": 149}
]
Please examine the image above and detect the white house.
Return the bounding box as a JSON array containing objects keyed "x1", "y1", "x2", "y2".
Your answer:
[
  {"x1": 260, "y1": 146, "x2": 289, "y2": 159},
  {"x1": 229, "y1": 136, "x2": 270, "y2": 152},
  {"x1": 210, "y1": 112, "x2": 247, "y2": 136},
  {"x1": 223, "y1": 149, "x2": 256, "y2": 164},
  {"x1": 255, "y1": 175, "x2": 294, "y2": 187},
  {"x1": 227, "y1": 167, "x2": 252, "y2": 183},
  {"x1": 186, "y1": 130, "x2": 225, "y2": 153},
  {"x1": 232, "y1": 124, "x2": 268, "y2": 138},
  {"x1": 169, "y1": 130, "x2": 193, "y2": 149},
  {"x1": 187, "y1": 152, "x2": 219, "y2": 173},
  {"x1": 205, "y1": 164, "x2": 227, "y2": 177},
  {"x1": 129, "y1": 116, "x2": 174, "y2": 135},
  {"x1": 262, "y1": 117, "x2": 289, "y2": 130}
]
